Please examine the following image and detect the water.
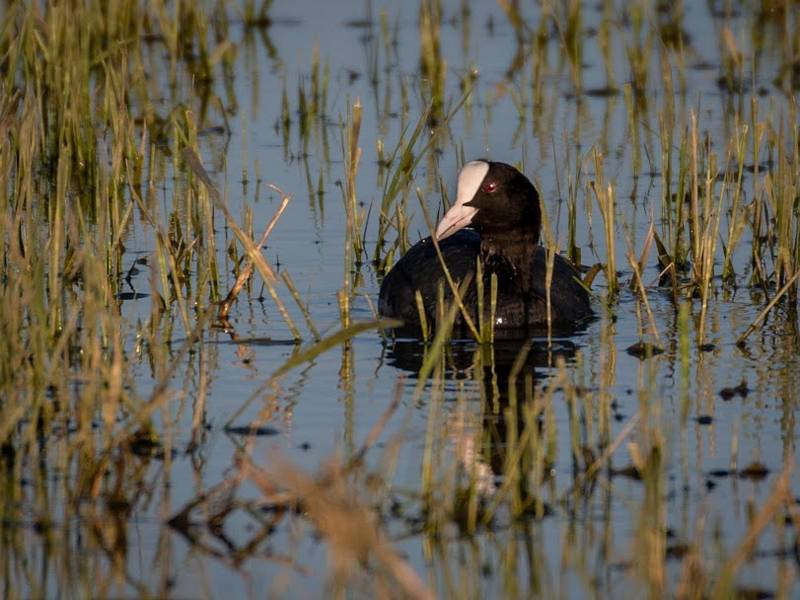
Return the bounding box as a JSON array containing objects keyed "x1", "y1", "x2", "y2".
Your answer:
[{"x1": 7, "y1": 1, "x2": 800, "y2": 598}]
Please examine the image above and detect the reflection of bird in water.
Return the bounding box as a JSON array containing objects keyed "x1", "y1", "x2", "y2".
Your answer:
[
  {"x1": 383, "y1": 337, "x2": 581, "y2": 379},
  {"x1": 383, "y1": 337, "x2": 581, "y2": 505}
]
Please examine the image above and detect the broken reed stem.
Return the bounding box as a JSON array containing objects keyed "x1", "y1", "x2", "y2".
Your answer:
[
  {"x1": 710, "y1": 458, "x2": 793, "y2": 599},
  {"x1": 344, "y1": 97, "x2": 364, "y2": 257},
  {"x1": 546, "y1": 246, "x2": 555, "y2": 341},
  {"x1": 696, "y1": 145, "x2": 722, "y2": 346},
  {"x1": 536, "y1": 185, "x2": 559, "y2": 339},
  {"x1": 722, "y1": 122, "x2": 749, "y2": 283},
  {"x1": 414, "y1": 290, "x2": 430, "y2": 342},
  {"x1": 218, "y1": 186, "x2": 291, "y2": 321},
  {"x1": 627, "y1": 227, "x2": 661, "y2": 346},
  {"x1": 561, "y1": 412, "x2": 642, "y2": 502},
  {"x1": 689, "y1": 111, "x2": 701, "y2": 273},
  {"x1": 590, "y1": 177, "x2": 618, "y2": 296},
  {"x1": 183, "y1": 148, "x2": 301, "y2": 339},
  {"x1": 737, "y1": 269, "x2": 800, "y2": 346},
  {"x1": 281, "y1": 271, "x2": 321, "y2": 341},
  {"x1": 125, "y1": 163, "x2": 191, "y2": 327},
  {"x1": 241, "y1": 450, "x2": 435, "y2": 600}
]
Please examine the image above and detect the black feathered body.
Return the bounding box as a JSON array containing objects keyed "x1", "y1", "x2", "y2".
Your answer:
[{"x1": 379, "y1": 230, "x2": 592, "y2": 336}]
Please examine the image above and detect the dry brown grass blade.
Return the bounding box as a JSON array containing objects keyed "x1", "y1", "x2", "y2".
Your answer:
[
  {"x1": 627, "y1": 223, "x2": 662, "y2": 346},
  {"x1": 242, "y1": 452, "x2": 434, "y2": 600},
  {"x1": 736, "y1": 270, "x2": 800, "y2": 346},
  {"x1": 184, "y1": 148, "x2": 277, "y2": 282},
  {"x1": 711, "y1": 458, "x2": 794, "y2": 599},
  {"x1": 343, "y1": 376, "x2": 404, "y2": 471},
  {"x1": 218, "y1": 185, "x2": 291, "y2": 320},
  {"x1": 582, "y1": 263, "x2": 603, "y2": 288},
  {"x1": 0, "y1": 89, "x2": 22, "y2": 139},
  {"x1": 559, "y1": 411, "x2": 641, "y2": 502},
  {"x1": 416, "y1": 188, "x2": 481, "y2": 339},
  {"x1": 183, "y1": 148, "x2": 301, "y2": 338}
]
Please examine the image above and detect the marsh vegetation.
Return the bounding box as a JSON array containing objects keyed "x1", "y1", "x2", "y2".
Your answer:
[{"x1": 0, "y1": 0, "x2": 799, "y2": 597}]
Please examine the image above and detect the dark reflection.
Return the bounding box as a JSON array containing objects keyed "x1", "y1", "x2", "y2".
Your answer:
[
  {"x1": 384, "y1": 316, "x2": 595, "y2": 344},
  {"x1": 383, "y1": 336, "x2": 580, "y2": 380},
  {"x1": 384, "y1": 336, "x2": 581, "y2": 498}
]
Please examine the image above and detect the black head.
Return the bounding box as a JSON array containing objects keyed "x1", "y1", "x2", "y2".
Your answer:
[{"x1": 435, "y1": 161, "x2": 541, "y2": 244}]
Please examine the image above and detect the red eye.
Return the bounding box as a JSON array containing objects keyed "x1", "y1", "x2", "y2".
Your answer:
[{"x1": 482, "y1": 180, "x2": 498, "y2": 193}]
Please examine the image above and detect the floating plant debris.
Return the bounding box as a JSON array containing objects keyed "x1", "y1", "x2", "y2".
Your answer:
[
  {"x1": 738, "y1": 462, "x2": 771, "y2": 481},
  {"x1": 719, "y1": 379, "x2": 750, "y2": 400},
  {"x1": 625, "y1": 341, "x2": 665, "y2": 359},
  {"x1": 224, "y1": 425, "x2": 281, "y2": 437}
]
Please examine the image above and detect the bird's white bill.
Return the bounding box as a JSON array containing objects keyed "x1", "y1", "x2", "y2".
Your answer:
[{"x1": 435, "y1": 160, "x2": 489, "y2": 240}]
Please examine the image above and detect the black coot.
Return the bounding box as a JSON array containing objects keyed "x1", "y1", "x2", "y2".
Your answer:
[{"x1": 379, "y1": 160, "x2": 592, "y2": 335}]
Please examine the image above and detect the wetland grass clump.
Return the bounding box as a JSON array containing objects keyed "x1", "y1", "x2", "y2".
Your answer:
[
  {"x1": 0, "y1": 0, "x2": 308, "y2": 542},
  {"x1": 372, "y1": 85, "x2": 473, "y2": 275},
  {"x1": 590, "y1": 150, "x2": 619, "y2": 299},
  {"x1": 1, "y1": 1, "x2": 402, "y2": 588},
  {"x1": 419, "y1": 0, "x2": 446, "y2": 125},
  {"x1": 0, "y1": 4, "x2": 260, "y2": 593}
]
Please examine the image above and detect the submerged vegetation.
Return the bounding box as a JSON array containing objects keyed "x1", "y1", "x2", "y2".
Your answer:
[{"x1": 0, "y1": 0, "x2": 799, "y2": 597}]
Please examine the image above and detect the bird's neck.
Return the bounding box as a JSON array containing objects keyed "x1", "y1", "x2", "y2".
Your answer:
[{"x1": 480, "y1": 229, "x2": 539, "y2": 292}]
